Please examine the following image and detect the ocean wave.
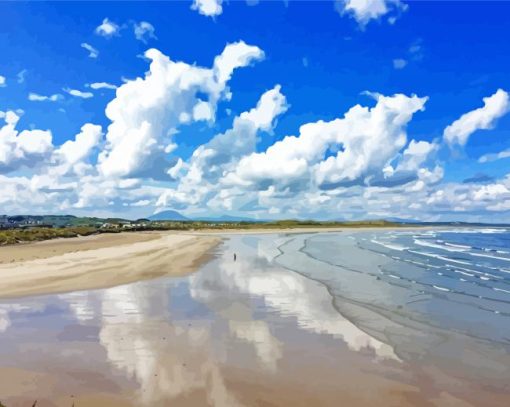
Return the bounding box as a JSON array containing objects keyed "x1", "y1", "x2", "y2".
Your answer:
[
  {"x1": 414, "y1": 239, "x2": 468, "y2": 252},
  {"x1": 467, "y1": 252, "x2": 510, "y2": 263},
  {"x1": 370, "y1": 239, "x2": 409, "y2": 251},
  {"x1": 444, "y1": 242, "x2": 472, "y2": 250},
  {"x1": 408, "y1": 250, "x2": 473, "y2": 265},
  {"x1": 434, "y1": 228, "x2": 507, "y2": 234},
  {"x1": 454, "y1": 269, "x2": 475, "y2": 277}
]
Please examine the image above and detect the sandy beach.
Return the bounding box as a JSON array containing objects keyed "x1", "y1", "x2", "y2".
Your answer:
[
  {"x1": 0, "y1": 231, "x2": 220, "y2": 299},
  {"x1": 0, "y1": 228, "x2": 509, "y2": 406}
]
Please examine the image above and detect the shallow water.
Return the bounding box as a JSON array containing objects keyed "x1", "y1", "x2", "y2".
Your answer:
[{"x1": 0, "y1": 230, "x2": 509, "y2": 406}]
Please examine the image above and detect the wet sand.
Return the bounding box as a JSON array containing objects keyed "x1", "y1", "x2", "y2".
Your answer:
[{"x1": 0, "y1": 232, "x2": 220, "y2": 299}]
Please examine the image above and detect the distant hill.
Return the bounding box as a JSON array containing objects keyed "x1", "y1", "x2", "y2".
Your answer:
[{"x1": 148, "y1": 210, "x2": 189, "y2": 221}]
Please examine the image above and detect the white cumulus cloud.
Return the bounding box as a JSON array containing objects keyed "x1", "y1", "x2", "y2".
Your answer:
[
  {"x1": 0, "y1": 111, "x2": 53, "y2": 173},
  {"x1": 191, "y1": 0, "x2": 223, "y2": 17},
  {"x1": 444, "y1": 89, "x2": 510, "y2": 147},
  {"x1": 0, "y1": 75, "x2": 5, "y2": 87},
  {"x1": 157, "y1": 85, "x2": 288, "y2": 209},
  {"x1": 64, "y1": 88, "x2": 94, "y2": 99},
  {"x1": 89, "y1": 82, "x2": 117, "y2": 90},
  {"x1": 95, "y1": 18, "x2": 120, "y2": 37},
  {"x1": 336, "y1": 0, "x2": 406, "y2": 27},
  {"x1": 28, "y1": 93, "x2": 61, "y2": 102},
  {"x1": 134, "y1": 21, "x2": 156, "y2": 43},
  {"x1": 98, "y1": 41, "x2": 264, "y2": 179},
  {"x1": 52, "y1": 124, "x2": 103, "y2": 176},
  {"x1": 224, "y1": 93, "x2": 428, "y2": 193}
]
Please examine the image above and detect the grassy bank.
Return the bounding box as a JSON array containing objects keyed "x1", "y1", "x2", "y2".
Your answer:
[{"x1": 0, "y1": 227, "x2": 102, "y2": 245}]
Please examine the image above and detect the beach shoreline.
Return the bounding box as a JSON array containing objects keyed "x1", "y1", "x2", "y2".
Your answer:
[{"x1": 0, "y1": 224, "x2": 500, "y2": 300}]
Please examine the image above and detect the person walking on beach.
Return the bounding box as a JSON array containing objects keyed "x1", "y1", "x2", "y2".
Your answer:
[{"x1": 234, "y1": 253, "x2": 237, "y2": 261}]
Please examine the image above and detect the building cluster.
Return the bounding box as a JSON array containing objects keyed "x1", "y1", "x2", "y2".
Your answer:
[
  {"x1": 0, "y1": 216, "x2": 52, "y2": 229},
  {"x1": 100, "y1": 221, "x2": 150, "y2": 230}
]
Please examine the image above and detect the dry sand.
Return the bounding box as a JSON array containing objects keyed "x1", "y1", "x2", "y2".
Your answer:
[
  {"x1": 0, "y1": 232, "x2": 161, "y2": 264},
  {"x1": 0, "y1": 231, "x2": 221, "y2": 299}
]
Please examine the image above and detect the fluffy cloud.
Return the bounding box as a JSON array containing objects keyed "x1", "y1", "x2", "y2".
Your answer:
[
  {"x1": 224, "y1": 93, "x2": 428, "y2": 193},
  {"x1": 95, "y1": 18, "x2": 120, "y2": 37},
  {"x1": 157, "y1": 85, "x2": 288, "y2": 208},
  {"x1": 336, "y1": 0, "x2": 406, "y2": 27},
  {"x1": 52, "y1": 124, "x2": 103, "y2": 176},
  {"x1": 89, "y1": 82, "x2": 117, "y2": 90},
  {"x1": 2, "y1": 36, "x2": 509, "y2": 221},
  {"x1": 444, "y1": 89, "x2": 510, "y2": 147},
  {"x1": 422, "y1": 176, "x2": 510, "y2": 215},
  {"x1": 28, "y1": 93, "x2": 61, "y2": 102},
  {"x1": 81, "y1": 43, "x2": 99, "y2": 58},
  {"x1": 191, "y1": 0, "x2": 223, "y2": 17},
  {"x1": 0, "y1": 75, "x2": 5, "y2": 87},
  {"x1": 64, "y1": 88, "x2": 94, "y2": 99},
  {"x1": 0, "y1": 111, "x2": 53, "y2": 173},
  {"x1": 156, "y1": 92, "x2": 445, "y2": 220},
  {"x1": 134, "y1": 21, "x2": 156, "y2": 43},
  {"x1": 98, "y1": 41, "x2": 264, "y2": 179}
]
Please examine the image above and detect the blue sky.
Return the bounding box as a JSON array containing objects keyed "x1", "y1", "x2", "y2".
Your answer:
[{"x1": 1, "y1": 1, "x2": 510, "y2": 221}]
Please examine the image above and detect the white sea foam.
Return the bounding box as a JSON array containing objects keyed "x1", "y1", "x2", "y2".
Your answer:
[
  {"x1": 493, "y1": 287, "x2": 510, "y2": 294},
  {"x1": 454, "y1": 269, "x2": 475, "y2": 277},
  {"x1": 453, "y1": 266, "x2": 500, "y2": 279},
  {"x1": 414, "y1": 239, "x2": 467, "y2": 252},
  {"x1": 468, "y1": 252, "x2": 510, "y2": 263},
  {"x1": 370, "y1": 239, "x2": 409, "y2": 251},
  {"x1": 444, "y1": 242, "x2": 471, "y2": 250},
  {"x1": 435, "y1": 228, "x2": 507, "y2": 234},
  {"x1": 433, "y1": 285, "x2": 450, "y2": 292},
  {"x1": 408, "y1": 250, "x2": 472, "y2": 265}
]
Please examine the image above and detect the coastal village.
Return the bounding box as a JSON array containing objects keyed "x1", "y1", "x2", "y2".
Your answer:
[{"x1": 0, "y1": 215, "x2": 151, "y2": 231}]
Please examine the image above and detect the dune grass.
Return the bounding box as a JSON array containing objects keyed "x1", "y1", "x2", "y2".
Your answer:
[{"x1": 0, "y1": 226, "x2": 101, "y2": 245}]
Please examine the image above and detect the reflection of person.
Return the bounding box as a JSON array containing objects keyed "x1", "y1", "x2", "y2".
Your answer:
[{"x1": 234, "y1": 253, "x2": 237, "y2": 261}]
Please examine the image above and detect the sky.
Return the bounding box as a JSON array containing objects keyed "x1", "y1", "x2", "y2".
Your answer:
[{"x1": 1, "y1": 0, "x2": 510, "y2": 222}]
